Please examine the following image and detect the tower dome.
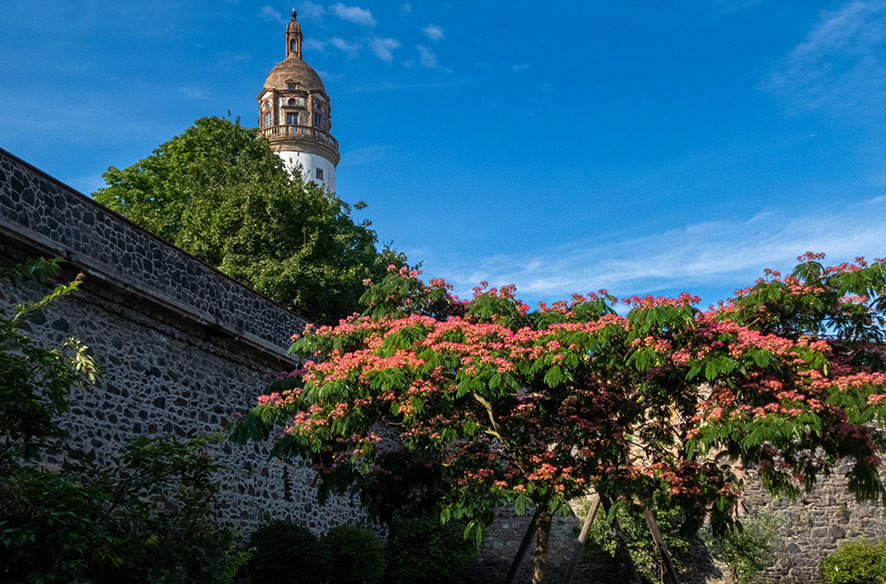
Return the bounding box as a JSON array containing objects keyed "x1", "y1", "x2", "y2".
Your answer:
[
  {"x1": 263, "y1": 59, "x2": 326, "y2": 95},
  {"x1": 257, "y1": 10, "x2": 339, "y2": 191}
]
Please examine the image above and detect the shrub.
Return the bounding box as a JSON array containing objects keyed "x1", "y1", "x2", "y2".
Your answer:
[
  {"x1": 1, "y1": 430, "x2": 246, "y2": 584},
  {"x1": 384, "y1": 514, "x2": 477, "y2": 584},
  {"x1": 247, "y1": 520, "x2": 323, "y2": 584},
  {"x1": 322, "y1": 525, "x2": 385, "y2": 584},
  {"x1": 821, "y1": 539, "x2": 886, "y2": 584},
  {"x1": 707, "y1": 510, "x2": 780, "y2": 584}
]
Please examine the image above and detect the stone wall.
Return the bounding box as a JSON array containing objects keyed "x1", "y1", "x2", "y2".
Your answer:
[
  {"x1": 0, "y1": 148, "x2": 298, "y2": 360},
  {"x1": 3, "y1": 146, "x2": 886, "y2": 582},
  {"x1": 462, "y1": 471, "x2": 886, "y2": 584},
  {"x1": 0, "y1": 147, "x2": 365, "y2": 535},
  {"x1": 743, "y1": 464, "x2": 886, "y2": 583}
]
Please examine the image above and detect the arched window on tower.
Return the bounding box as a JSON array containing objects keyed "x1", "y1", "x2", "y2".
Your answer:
[
  {"x1": 287, "y1": 98, "x2": 296, "y2": 106},
  {"x1": 290, "y1": 39, "x2": 297, "y2": 54},
  {"x1": 264, "y1": 112, "x2": 272, "y2": 127},
  {"x1": 286, "y1": 112, "x2": 298, "y2": 125}
]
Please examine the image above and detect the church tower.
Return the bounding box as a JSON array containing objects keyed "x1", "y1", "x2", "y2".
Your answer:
[{"x1": 258, "y1": 11, "x2": 339, "y2": 191}]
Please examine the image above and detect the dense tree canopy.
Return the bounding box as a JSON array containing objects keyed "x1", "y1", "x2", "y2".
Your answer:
[
  {"x1": 94, "y1": 116, "x2": 404, "y2": 324},
  {"x1": 233, "y1": 254, "x2": 886, "y2": 583}
]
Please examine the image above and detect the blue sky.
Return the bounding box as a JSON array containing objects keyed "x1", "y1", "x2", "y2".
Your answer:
[{"x1": 2, "y1": 1, "x2": 884, "y2": 309}]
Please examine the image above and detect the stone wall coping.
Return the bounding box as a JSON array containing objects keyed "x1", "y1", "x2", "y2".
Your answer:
[{"x1": 0, "y1": 147, "x2": 305, "y2": 366}]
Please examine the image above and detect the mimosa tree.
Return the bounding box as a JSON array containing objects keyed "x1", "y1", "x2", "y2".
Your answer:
[{"x1": 232, "y1": 254, "x2": 886, "y2": 584}]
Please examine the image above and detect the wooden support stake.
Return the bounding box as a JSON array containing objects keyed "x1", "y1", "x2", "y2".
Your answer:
[
  {"x1": 504, "y1": 506, "x2": 543, "y2": 584},
  {"x1": 600, "y1": 494, "x2": 643, "y2": 584},
  {"x1": 562, "y1": 494, "x2": 601, "y2": 584},
  {"x1": 643, "y1": 505, "x2": 682, "y2": 584}
]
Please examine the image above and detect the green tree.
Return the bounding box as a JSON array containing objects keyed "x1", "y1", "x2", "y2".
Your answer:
[
  {"x1": 233, "y1": 254, "x2": 886, "y2": 584},
  {"x1": 94, "y1": 116, "x2": 405, "y2": 324}
]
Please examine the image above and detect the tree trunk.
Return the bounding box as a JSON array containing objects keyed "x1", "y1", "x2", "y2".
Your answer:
[
  {"x1": 562, "y1": 494, "x2": 601, "y2": 584},
  {"x1": 643, "y1": 505, "x2": 682, "y2": 584},
  {"x1": 504, "y1": 506, "x2": 543, "y2": 584},
  {"x1": 531, "y1": 507, "x2": 553, "y2": 584},
  {"x1": 599, "y1": 494, "x2": 643, "y2": 584}
]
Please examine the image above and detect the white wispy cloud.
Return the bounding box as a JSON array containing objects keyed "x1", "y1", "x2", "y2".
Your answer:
[
  {"x1": 330, "y1": 37, "x2": 361, "y2": 57},
  {"x1": 341, "y1": 145, "x2": 390, "y2": 167},
  {"x1": 422, "y1": 197, "x2": 886, "y2": 303},
  {"x1": 348, "y1": 79, "x2": 457, "y2": 93},
  {"x1": 298, "y1": 1, "x2": 326, "y2": 20},
  {"x1": 763, "y1": 0, "x2": 886, "y2": 116},
  {"x1": 331, "y1": 3, "x2": 377, "y2": 26},
  {"x1": 400, "y1": 3, "x2": 412, "y2": 15},
  {"x1": 511, "y1": 62, "x2": 531, "y2": 72},
  {"x1": 314, "y1": 68, "x2": 345, "y2": 82},
  {"x1": 369, "y1": 37, "x2": 402, "y2": 62},
  {"x1": 417, "y1": 45, "x2": 438, "y2": 69},
  {"x1": 260, "y1": 5, "x2": 288, "y2": 25},
  {"x1": 303, "y1": 38, "x2": 327, "y2": 53},
  {"x1": 215, "y1": 51, "x2": 250, "y2": 69},
  {"x1": 178, "y1": 86, "x2": 208, "y2": 100},
  {"x1": 423, "y1": 24, "x2": 445, "y2": 41},
  {"x1": 0, "y1": 95, "x2": 176, "y2": 139}
]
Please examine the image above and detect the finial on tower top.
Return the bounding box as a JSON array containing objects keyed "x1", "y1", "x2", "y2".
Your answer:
[{"x1": 286, "y1": 8, "x2": 303, "y2": 59}]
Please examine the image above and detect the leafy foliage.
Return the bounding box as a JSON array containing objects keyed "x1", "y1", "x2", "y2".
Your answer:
[
  {"x1": 384, "y1": 513, "x2": 476, "y2": 584},
  {"x1": 2, "y1": 434, "x2": 247, "y2": 584},
  {"x1": 706, "y1": 509, "x2": 780, "y2": 584},
  {"x1": 0, "y1": 258, "x2": 96, "y2": 455},
  {"x1": 247, "y1": 520, "x2": 323, "y2": 584},
  {"x1": 94, "y1": 116, "x2": 406, "y2": 324},
  {"x1": 0, "y1": 258, "x2": 248, "y2": 583},
  {"x1": 821, "y1": 539, "x2": 886, "y2": 584},
  {"x1": 233, "y1": 254, "x2": 886, "y2": 583},
  {"x1": 585, "y1": 495, "x2": 693, "y2": 583},
  {"x1": 321, "y1": 524, "x2": 386, "y2": 584}
]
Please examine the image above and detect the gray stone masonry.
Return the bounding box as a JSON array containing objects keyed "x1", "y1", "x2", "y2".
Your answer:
[
  {"x1": 0, "y1": 147, "x2": 365, "y2": 535},
  {"x1": 743, "y1": 464, "x2": 886, "y2": 583},
  {"x1": 3, "y1": 146, "x2": 886, "y2": 582},
  {"x1": 459, "y1": 469, "x2": 886, "y2": 584},
  {"x1": 0, "y1": 147, "x2": 301, "y2": 361}
]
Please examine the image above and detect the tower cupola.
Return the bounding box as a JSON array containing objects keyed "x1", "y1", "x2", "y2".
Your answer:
[
  {"x1": 285, "y1": 10, "x2": 303, "y2": 59},
  {"x1": 258, "y1": 10, "x2": 339, "y2": 191}
]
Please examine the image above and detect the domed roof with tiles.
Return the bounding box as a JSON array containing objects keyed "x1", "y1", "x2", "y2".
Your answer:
[{"x1": 263, "y1": 57, "x2": 326, "y2": 94}]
